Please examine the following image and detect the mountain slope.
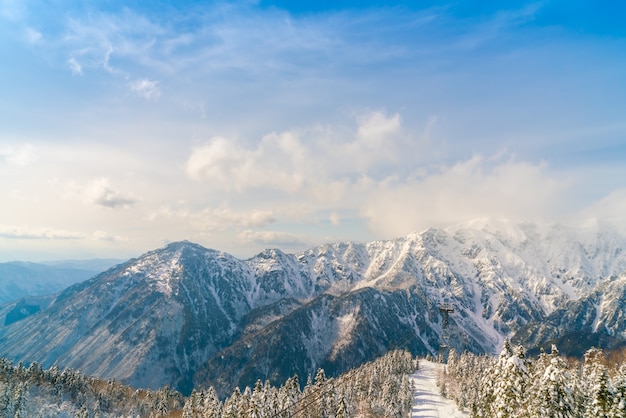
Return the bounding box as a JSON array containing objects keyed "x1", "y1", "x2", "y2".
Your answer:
[
  {"x1": 195, "y1": 287, "x2": 437, "y2": 397},
  {"x1": 0, "y1": 220, "x2": 625, "y2": 395},
  {"x1": 0, "y1": 242, "x2": 258, "y2": 394}
]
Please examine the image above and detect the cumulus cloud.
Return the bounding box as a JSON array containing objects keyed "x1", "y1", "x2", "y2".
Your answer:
[
  {"x1": 186, "y1": 132, "x2": 308, "y2": 193},
  {"x1": 359, "y1": 154, "x2": 567, "y2": 237},
  {"x1": 0, "y1": 226, "x2": 85, "y2": 240},
  {"x1": 327, "y1": 111, "x2": 403, "y2": 173},
  {"x1": 186, "y1": 110, "x2": 407, "y2": 197},
  {"x1": 84, "y1": 178, "x2": 136, "y2": 209},
  {"x1": 356, "y1": 111, "x2": 401, "y2": 144},
  {"x1": 129, "y1": 78, "x2": 161, "y2": 100},
  {"x1": 238, "y1": 230, "x2": 305, "y2": 246}
]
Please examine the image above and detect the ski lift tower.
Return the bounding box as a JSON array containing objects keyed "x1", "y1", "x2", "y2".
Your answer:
[{"x1": 438, "y1": 301, "x2": 454, "y2": 362}]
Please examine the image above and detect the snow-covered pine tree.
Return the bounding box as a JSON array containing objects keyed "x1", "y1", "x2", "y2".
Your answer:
[
  {"x1": 12, "y1": 387, "x2": 28, "y2": 418},
  {"x1": 336, "y1": 392, "x2": 349, "y2": 418},
  {"x1": 221, "y1": 387, "x2": 239, "y2": 418},
  {"x1": 474, "y1": 355, "x2": 497, "y2": 417},
  {"x1": 534, "y1": 345, "x2": 575, "y2": 418},
  {"x1": 204, "y1": 386, "x2": 223, "y2": 417},
  {"x1": 491, "y1": 342, "x2": 531, "y2": 418},
  {"x1": 584, "y1": 348, "x2": 613, "y2": 418},
  {"x1": 0, "y1": 381, "x2": 13, "y2": 414},
  {"x1": 610, "y1": 364, "x2": 626, "y2": 418}
]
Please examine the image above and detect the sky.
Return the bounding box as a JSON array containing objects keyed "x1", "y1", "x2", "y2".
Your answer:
[{"x1": 1, "y1": 0, "x2": 625, "y2": 261}]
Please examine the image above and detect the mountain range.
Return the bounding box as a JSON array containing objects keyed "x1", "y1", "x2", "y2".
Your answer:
[
  {"x1": 0, "y1": 219, "x2": 625, "y2": 396},
  {"x1": 0, "y1": 259, "x2": 122, "y2": 304}
]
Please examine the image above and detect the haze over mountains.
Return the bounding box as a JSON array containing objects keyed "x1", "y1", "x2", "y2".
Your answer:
[
  {"x1": 0, "y1": 219, "x2": 625, "y2": 396},
  {"x1": 0, "y1": 259, "x2": 122, "y2": 304}
]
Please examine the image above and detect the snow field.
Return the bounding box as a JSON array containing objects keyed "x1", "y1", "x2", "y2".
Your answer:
[{"x1": 411, "y1": 360, "x2": 468, "y2": 418}]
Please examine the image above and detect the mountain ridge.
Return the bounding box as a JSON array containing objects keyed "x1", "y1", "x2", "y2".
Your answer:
[{"x1": 1, "y1": 219, "x2": 625, "y2": 395}]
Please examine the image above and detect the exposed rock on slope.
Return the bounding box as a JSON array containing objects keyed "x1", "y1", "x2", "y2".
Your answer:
[{"x1": 0, "y1": 220, "x2": 625, "y2": 395}]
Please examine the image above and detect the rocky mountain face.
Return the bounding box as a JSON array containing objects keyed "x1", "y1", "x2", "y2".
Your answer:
[
  {"x1": 512, "y1": 271, "x2": 626, "y2": 355},
  {"x1": 0, "y1": 220, "x2": 625, "y2": 396}
]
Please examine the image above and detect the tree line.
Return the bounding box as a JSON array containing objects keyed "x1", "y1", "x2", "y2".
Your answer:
[
  {"x1": 0, "y1": 349, "x2": 416, "y2": 417},
  {"x1": 438, "y1": 340, "x2": 626, "y2": 418},
  {"x1": 182, "y1": 349, "x2": 415, "y2": 418}
]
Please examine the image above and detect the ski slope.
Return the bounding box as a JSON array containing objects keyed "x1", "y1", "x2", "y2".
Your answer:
[{"x1": 411, "y1": 360, "x2": 468, "y2": 418}]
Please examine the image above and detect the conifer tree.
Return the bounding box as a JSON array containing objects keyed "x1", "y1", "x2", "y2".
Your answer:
[
  {"x1": 610, "y1": 364, "x2": 626, "y2": 418},
  {"x1": 535, "y1": 346, "x2": 574, "y2": 418},
  {"x1": 492, "y1": 343, "x2": 531, "y2": 418},
  {"x1": 584, "y1": 348, "x2": 613, "y2": 418},
  {"x1": 204, "y1": 386, "x2": 222, "y2": 418},
  {"x1": 12, "y1": 382, "x2": 28, "y2": 418},
  {"x1": 222, "y1": 387, "x2": 241, "y2": 418},
  {"x1": 587, "y1": 364, "x2": 613, "y2": 418}
]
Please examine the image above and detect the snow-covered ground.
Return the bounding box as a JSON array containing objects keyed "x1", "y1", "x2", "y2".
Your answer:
[{"x1": 411, "y1": 360, "x2": 468, "y2": 418}]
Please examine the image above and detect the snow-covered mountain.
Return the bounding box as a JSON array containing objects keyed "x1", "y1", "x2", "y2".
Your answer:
[{"x1": 0, "y1": 220, "x2": 625, "y2": 395}]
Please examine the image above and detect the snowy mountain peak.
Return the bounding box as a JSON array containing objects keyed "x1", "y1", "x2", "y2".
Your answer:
[{"x1": 1, "y1": 220, "x2": 626, "y2": 394}]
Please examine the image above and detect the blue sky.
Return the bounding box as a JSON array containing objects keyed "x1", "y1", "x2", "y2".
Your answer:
[{"x1": 1, "y1": 0, "x2": 625, "y2": 261}]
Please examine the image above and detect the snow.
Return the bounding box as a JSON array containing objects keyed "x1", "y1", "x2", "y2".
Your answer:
[
  {"x1": 330, "y1": 308, "x2": 359, "y2": 359},
  {"x1": 411, "y1": 360, "x2": 468, "y2": 418}
]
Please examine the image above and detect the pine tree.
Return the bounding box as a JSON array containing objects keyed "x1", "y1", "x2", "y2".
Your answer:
[
  {"x1": 475, "y1": 357, "x2": 497, "y2": 418},
  {"x1": 535, "y1": 346, "x2": 574, "y2": 418},
  {"x1": 336, "y1": 393, "x2": 349, "y2": 418},
  {"x1": 492, "y1": 343, "x2": 531, "y2": 418},
  {"x1": 0, "y1": 382, "x2": 13, "y2": 415},
  {"x1": 182, "y1": 400, "x2": 194, "y2": 418},
  {"x1": 610, "y1": 364, "x2": 626, "y2": 418},
  {"x1": 222, "y1": 387, "x2": 241, "y2": 418},
  {"x1": 12, "y1": 382, "x2": 28, "y2": 418},
  {"x1": 584, "y1": 348, "x2": 613, "y2": 418},
  {"x1": 153, "y1": 386, "x2": 169, "y2": 416},
  {"x1": 569, "y1": 363, "x2": 587, "y2": 418},
  {"x1": 204, "y1": 386, "x2": 223, "y2": 418},
  {"x1": 588, "y1": 365, "x2": 613, "y2": 418}
]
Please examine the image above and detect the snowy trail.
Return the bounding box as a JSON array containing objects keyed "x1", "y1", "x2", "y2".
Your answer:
[{"x1": 410, "y1": 360, "x2": 468, "y2": 418}]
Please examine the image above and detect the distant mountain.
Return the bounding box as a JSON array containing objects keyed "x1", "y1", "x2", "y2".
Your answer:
[
  {"x1": 0, "y1": 259, "x2": 121, "y2": 304},
  {"x1": 0, "y1": 220, "x2": 625, "y2": 396}
]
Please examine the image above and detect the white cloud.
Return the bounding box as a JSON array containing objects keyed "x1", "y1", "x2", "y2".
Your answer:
[
  {"x1": 0, "y1": 226, "x2": 85, "y2": 240},
  {"x1": 359, "y1": 154, "x2": 567, "y2": 237},
  {"x1": 68, "y1": 57, "x2": 82, "y2": 75},
  {"x1": 186, "y1": 133, "x2": 308, "y2": 193},
  {"x1": 129, "y1": 78, "x2": 161, "y2": 100},
  {"x1": 577, "y1": 189, "x2": 626, "y2": 226},
  {"x1": 329, "y1": 111, "x2": 403, "y2": 173},
  {"x1": 149, "y1": 204, "x2": 276, "y2": 232},
  {"x1": 186, "y1": 110, "x2": 407, "y2": 197},
  {"x1": 0, "y1": 143, "x2": 38, "y2": 166},
  {"x1": 63, "y1": 10, "x2": 160, "y2": 75},
  {"x1": 25, "y1": 27, "x2": 41, "y2": 43},
  {"x1": 238, "y1": 230, "x2": 305, "y2": 246},
  {"x1": 356, "y1": 111, "x2": 401, "y2": 143},
  {"x1": 93, "y1": 230, "x2": 128, "y2": 242},
  {"x1": 83, "y1": 178, "x2": 136, "y2": 209}
]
